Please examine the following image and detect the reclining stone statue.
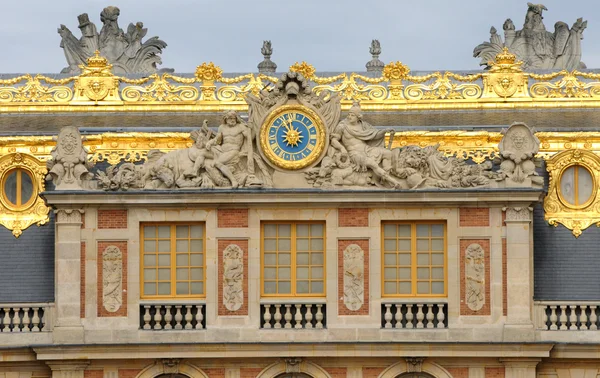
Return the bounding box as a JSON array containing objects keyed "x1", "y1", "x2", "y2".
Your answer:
[
  {"x1": 473, "y1": 3, "x2": 587, "y2": 70},
  {"x1": 58, "y1": 6, "x2": 169, "y2": 74}
]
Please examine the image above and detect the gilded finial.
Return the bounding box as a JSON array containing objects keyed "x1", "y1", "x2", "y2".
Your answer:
[
  {"x1": 195, "y1": 62, "x2": 223, "y2": 82},
  {"x1": 86, "y1": 50, "x2": 110, "y2": 68},
  {"x1": 382, "y1": 61, "x2": 410, "y2": 81},
  {"x1": 289, "y1": 61, "x2": 316, "y2": 79}
]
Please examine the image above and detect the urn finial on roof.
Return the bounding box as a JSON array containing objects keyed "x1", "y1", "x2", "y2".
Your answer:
[
  {"x1": 366, "y1": 39, "x2": 384, "y2": 73},
  {"x1": 258, "y1": 40, "x2": 277, "y2": 74}
]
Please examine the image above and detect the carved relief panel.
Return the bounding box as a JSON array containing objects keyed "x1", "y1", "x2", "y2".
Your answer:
[
  {"x1": 102, "y1": 245, "x2": 123, "y2": 313},
  {"x1": 223, "y1": 244, "x2": 244, "y2": 312},
  {"x1": 343, "y1": 244, "x2": 364, "y2": 311},
  {"x1": 460, "y1": 239, "x2": 490, "y2": 316}
]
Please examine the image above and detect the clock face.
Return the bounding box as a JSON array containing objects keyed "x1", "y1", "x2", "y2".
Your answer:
[{"x1": 260, "y1": 105, "x2": 326, "y2": 170}]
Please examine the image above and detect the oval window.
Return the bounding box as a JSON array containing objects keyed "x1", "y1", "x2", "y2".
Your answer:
[
  {"x1": 559, "y1": 165, "x2": 595, "y2": 207},
  {"x1": 2, "y1": 168, "x2": 35, "y2": 210}
]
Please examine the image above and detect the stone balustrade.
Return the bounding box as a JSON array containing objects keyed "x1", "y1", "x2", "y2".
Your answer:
[
  {"x1": 140, "y1": 303, "x2": 205, "y2": 330},
  {"x1": 0, "y1": 304, "x2": 52, "y2": 332},
  {"x1": 260, "y1": 302, "x2": 326, "y2": 329},
  {"x1": 536, "y1": 301, "x2": 600, "y2": 330},
  {"x1": 381, "y1": 302, "x2": 448, "y2": 329}
]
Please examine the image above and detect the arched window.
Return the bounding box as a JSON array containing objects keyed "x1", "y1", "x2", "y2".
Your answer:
[
  {"x1": 1, "y1": 168, "x2": 35, "y2": 210},
  {"x1": 396, "y1": 372, "x2": 437, "y2": 378},
  {"x1": 559, "y1": 164, "x2": 595, "y2": 208},
  {"x1": 276, "y1": 374, "x2": 313, "y2": 378},
  {"x1": 155, "y1": 374, "x2": 190, "y2": 378}
]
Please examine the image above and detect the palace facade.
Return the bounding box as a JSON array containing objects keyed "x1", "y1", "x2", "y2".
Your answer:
[{"x1": 0, "y1": 5, "x2": 600, "y2": 378}]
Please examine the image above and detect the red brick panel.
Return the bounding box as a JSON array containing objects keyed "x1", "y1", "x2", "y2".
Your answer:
[
  {"x1": 80, "y1": 242, "x2": 86, "y2": 319},
  {"x1": 97, "y1": 209, "x2": 128, "y2": 229},
  {"x1": 338, "y1": 239, "x2": 369, "y2": 315},
  {"x1": 217, "y1": 239, "x2": 249, "y2": 316},
  {"x1": 459, "y1": 207, "x2": 490, "y2": 227},
  {"x1": 502, "y1": 210, "x2": 506, "y2": 226},
  {"x1": 486, "y1": 367, "x2": 506, "y2": 378},
  {"x1": 502, "y1": 237, "x2": 507, "y2": 316},
  {"x1": 84, "y1": 370, "x2": 103, "y2": 378},
  {"x1": 203, "y1": 368, "x2": 225, "y2": 378},
  {"x1": 363, "y1": 367, "x2": 387, "y2": 378},
  {"x1": 119, "y1": 370, "x2": 142, "y2": 378},
  {"x1": 325, "y1": 368, "x2": 347, "y2": 378},
  {"x1": 460, "y1": 239, "x2": 491, "y2": 316},
  {"x1": 338, "y1": 208, "x2": 369, "y2": 227},
  {"x1": 240, "y1": 368, "x2": 265, "y2": 378},
  {"x1": 446, "y1": 367, "x2": 469, "y2": 378},
  {"x1": 217, "y1": 209, "x2": 248, "y2": 228},
  {"x1": 97, "y1": 241, "x2": 128, "y2": 317}
]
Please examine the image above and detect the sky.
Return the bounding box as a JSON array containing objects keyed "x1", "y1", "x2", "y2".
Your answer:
[{"x1": 0, "y1": 0, "x2": 599, "y2": 73}]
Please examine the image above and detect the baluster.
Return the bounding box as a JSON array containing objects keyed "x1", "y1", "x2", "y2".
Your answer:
[
  {"x1": 31, "y1": 308, "x2": 40, "y2": 332},
  {"x1": 143, "y1": 306, "x2": 152, "y2": 330},
  {"x1": 383, "y1": 304, "x2": 392, "y2": 328},
  {"x1": 2, "y1": 307, "x2": 10, "y2": 332},
  {"x1": 174, "y1": 306, "x2": 183, "y2": 330},
  {"x1": 305, "y1": 304, "x2": 313, "y2": 329},
  {"x1": 40, "y1": 308, "x2": 46, "y2": 331},
  {"x1": 436, "y1": 305, "x2": 446, "y2": 329},
  {"x1": 579, "y1": 306, "x2": 589, "y2": 330},
  {"x1": 153, "y1": 305, "x2": 163, "y2": 330},
  {"x1": 21, "y1": 308, "x2": 30, "y2": 332},
  {"x1": 559, "y1": 305, "x2": 568, "y2": 330},
  {"x1": 284, "y1": 304, "x2": 292, "y2": 328},
  {"x1": 294, "y1": 304, "x2": 303, "y2": 329},
  {"x1": 426, "y1": 305, "x2": 434, "y2": 329},
  {"x1": 12, "y1": 308, "x2": 22, "y2": 332},
  {"x1": 590, "y1": 305, "x2": 598, "y2": 331},
  {"x1": 405, "y1": 305, "x2": 414, "y2": 329},
  {"x1": 315, "y1": 304, "x2": 324, "y2": 328},
  {"x1": 163, "y1": 305, "x2": 173, "y2": 330},
  {"x1": 195, "y1": 305, "x2": 204, "y2": 329},
  {"x1": 416, "y1": 304, "x2": 425, "y2": 328},
  {"x1": 568, "y1": 306, "x2": 577, "y2": 330},
  {"x1": 393, "y1": 304, "x2": 402, "y2": 329},
  {"x1": 549, "y1": 305, "x2": 558, "y2": 330},
  {"x1": 273, "y1": 305, "x2": 282, "y2": 328},
  {"x1": 263, "y1": 304, "x2": 272, "y2": 329},
  {"x1": 184, "y1": 305, "x2": 193, "y2": 330}
]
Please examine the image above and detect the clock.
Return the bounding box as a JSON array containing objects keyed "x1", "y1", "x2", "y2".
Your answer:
[{"x1": 259, "y1": 104, "x2": 327, "y2": 170}]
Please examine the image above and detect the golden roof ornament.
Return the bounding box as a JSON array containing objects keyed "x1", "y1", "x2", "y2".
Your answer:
[
  {"x1": 78, "y1": 50, "x2": 114, "y2": 77},
  {"x1": 289, "y1": 61, "x2": 316, "y2": 80},
  {"x1": 195, "y1": 62, "x2": 223, "y2": 82},
  {"x1": 382, "y1": 61, "x2": 410, "y2": 81}
]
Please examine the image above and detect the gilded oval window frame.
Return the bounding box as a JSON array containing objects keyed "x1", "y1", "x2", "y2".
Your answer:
[
  {"x1": 557, "y1": 162, "x2": 597, "y2": 210},
  {"x1": 1, "y1": 167, "x2": 37, "y2": 212}
]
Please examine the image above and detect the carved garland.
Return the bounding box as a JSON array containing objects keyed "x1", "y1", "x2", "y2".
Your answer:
[{"x1": 544, "y1": 149, "x2": 600, "y2": 237}]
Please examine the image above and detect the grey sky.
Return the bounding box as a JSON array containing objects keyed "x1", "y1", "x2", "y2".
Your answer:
[{"x1": 1, "y1": 0, "x2": 598, "y2": 73}]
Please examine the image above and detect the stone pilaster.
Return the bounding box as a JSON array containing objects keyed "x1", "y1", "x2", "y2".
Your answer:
[
  {"x1": 500, "y1": 358, "x2": 540, "y2": 378},
  {"x1": 46, "y1": 362, "x2": 89, "y2": 378},
  {"x1": 503, "y1": 206, "x2": 534, "y2": 341},
  {"x1": 53, "y1": 208, "x2": 85, "y2": 344}
]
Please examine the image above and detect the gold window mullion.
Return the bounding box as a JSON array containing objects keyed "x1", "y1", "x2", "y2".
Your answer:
[
  {"x1": 411, "y1": 223, "x2": 417, "y2": 296},
  {"x1": 15, "y1": 169, "x2": 21, "y2": 206},
  {"x1": 171, "y1": 225, "x2": 176, "y2": 297},
  {"x1": 291, "y1": 222, "x2": 297, "y2": 296}
]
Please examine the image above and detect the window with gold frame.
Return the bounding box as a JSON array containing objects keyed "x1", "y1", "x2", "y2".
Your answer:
[
  {"x1": 1, "y1": 168, "x2": 36, "y2": 211},
  {"x1": 261, "y1": 222, "x2": 326, "y2": 297},
  {"x1": 382, "y1": 221, "x2": 447, "y2": 297},
  {"x1": 140, "y1": 223, "x2": 205, "y2": 299}
]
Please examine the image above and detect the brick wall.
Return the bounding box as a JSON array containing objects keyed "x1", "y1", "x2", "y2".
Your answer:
[
  {"x1": 118, "y1": 370, "x2": 141, "y2": 378},
  {"x1": 338, "y1": 239, "x2": 369, "y2": 315},
  {"x1": 459, "y1": 208, "x2": 489, "y2": 227},
  {"x1": 240, "y1": 368, "x2": 264, "y2": 378},
  {"x1": 80, "y1": 242, "x2": 86, "y2": 319},
  {"x1": 98, "y1": 209, "x2": 128, "y2": 229},
  {"x1": 338, "y1": 208, "x2": 369, "y2": 227},
  {"x1": 486, "y1": 367, "x2": 506, "y2": 378},
  {"x1": 97, "y1": 241, "x2": 128, "y2": 317},
  {"x1": 446, "y1": 367, "x2": 469, "y2": 378},
  {"x1": 203, "y1": 368, "x2": 225, "y2": 378},
  {"x1": 325, "y1": 367, "x2": 347, "y2": 378},
  {"x1": 363, "y1": 367, "x2": 386, "y2": 378},
  {"x1": 84, "y1": 370, "x2": 103, "y2": 378},
  {"x1": 502, "y1": 237, "x2": 507, "y2": 316},
  {"x1": 218, "y1": 239, "x2": 248, "y2": 316},
  {"x1": 218, "y1": 209, "x2": 248, "y2": 228},
  {"x1": 460, "y1": 239, "x2": 491, "y2": 316}
]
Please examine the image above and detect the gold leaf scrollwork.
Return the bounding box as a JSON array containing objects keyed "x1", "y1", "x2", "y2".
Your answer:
[
  {"x1": 121, "y1": 74, "x2": 199, "y2": 102},
  {"x1": 0, "y1": 153, "x2": 49, "y2": 238},
  {"x1": 313, "y1": 73, "x2": 387, "y2": 102},
  {"x1": 0, "y1": 74, "x2": 74, "y2": 103},
  {"x1": 544, "y1": 149, "x2": 600, "y2": 237},
  {"x1": 530, "y1": 70, "x2": 600, "y2": 99},
  {"x1": 289, "y1": 61, "x2": 316, "y2": 80},
  {"x1": 404, "y1": 72, "x2": 482, "y2": 101},
  {"x1": 195, "y1": 62, "x2": 223, "y2": 82},
  {"x1": 382, "y1": 61, "x2": 410, "y2": 81}
]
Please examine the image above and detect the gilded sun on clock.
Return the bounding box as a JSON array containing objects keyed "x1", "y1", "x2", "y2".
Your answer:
[{"x1": 259, "y1": 105, "x2": 327, "y2": 170}]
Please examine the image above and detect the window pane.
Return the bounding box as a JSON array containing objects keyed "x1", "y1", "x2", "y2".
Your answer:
[
  {"x1": 399, "y1": 268, "x2": 411, "y2": 279},
  {"x1": 431, "y1": 239, "x2": 444, "y2": 251},
  {"x1": 264, "y1": 224, "x2": 277, "y2": 237},
  {"x1": 297, "y1": 280, "x2": 309, "y2": 293},
  {"x1": 144, "y1": 240, "x2": 156, "y2": 253},
  {"x1": 399, "y1": 239, "x2": 411, "y2": 251},
  {"x1": 384, "y1": 239, "x2": 396, "y2": 252},
  {"x1": 432, "y1": 281, "x2": 444, "y2": 294},
  {"x1": 383, "y1": 224, "x2": 396, "y2": 237},
  {"x1": 176, "y1": 225, "x2": 188, "y2": 238},
  {"x1": 3, "y1": 170, "x2": 17, "y2": 205},
  {"x1": 278, "y1": 253, "x2": 291, "y2": 265},
  {"x1": 417, "y1": 268, "x2": 430, "y2": 279},
  {"x1": 176, "y1": 240, "x2": 188, "y2": 252},
  {"x1": 144, "y1": 268, "x2": 156, "y2": 281},
  {"x1": 278, "y1": 281, "x2": 291, "y2": 294},
  {"x1": 176, "y1": 282, "x2": 189, "y2": 295},
  {"x1": 431, "y1": 224, "x2": 444, "y2": 237},
  {"x1": 296, "y1": 238, "x2": 309, "y2": 251},
  {"x1": 577, "y1": 166, "x2": 594, "y2": 205},
  {"x1": 417, "y1": 253, "x2": 429, "y2": 265},
  {"x1": 398, "y1": 225, "x2": 411, "y2": 237},
  {"x1": 431, "y1": 253, "x2": 444, "y2": 265},
  {"x1": 310, "y1": 224, "x2": 323, "y2": 237},
  {"x1": 190, "y1": 268, "x2": 203, "y2": 280},
  {"x1": 264, "y1": 239, "x2": 277, "y2": 251},
  {"x1": 416, "y1": 239, "x2": 429, "y2": 251},
  {"x1": 310, "y1": 238, "x2": 323, "y2": 251},
  {"x1": 190, "y1": 225, "x2": 203, "y2": 238},
  {"x1": 384, "y1": 281, "x2": 397, "y2": 294},
  {"x1": 384, "y1": 253, "x2": 396, "y2": 266},
  {"x1": 176, "y1": 254, "x2": 188, "y2": 266},
  {"x1": 190, "y1": 240, "x2": 203, "y2": 252},
  {"x1": 158, "y1": 268, "x2": 170, "y2": 280},
  {"x1": 297, "y1": 267, "x2": 309, "y2": 279},
  {"x1": 384, "y1": 268, "x2": 396, "y2": 279},
  {"x1": 176, "y1": 268, "x2": 188, "y2": 280},
  {"x1": 144, "y1": 226, "x2": 156, "y2": 238},
  {"x1": 310, "y1": 281, "x2": 323, "y2": 294},
  {"x1": 264, "y1": 281, "x2": 276, "y2": 294},
  {"x1": 158, "y1": 255, "x2": 170, "y2": 266},
  {"x1": 158, "y1": 240, "x2": 170, "y2": 252},
  {"x1": 191, "y1": 281, "x2": 204, "y2": 294},
  {"x1": 278, "y1": 267, "x2": 291, "y2": 279},
  {"x1": 399, "y1": 282, "x2": 412, "y2": 294},
  {"x1": 297, "y1": 224, "x2": 309, "y2": 237},
  {"x1": 158, "y1": 282, "x2": 171, "y2": 295},
  {"x1": 416, "y1": 224, "x2": 429, "y2": 237},
  {"x1": 191, "y1": 254, "x2": 203, "y2": 266},
  {"x1": 560, "y1": 166, "x2": 576, "y2": 205},
  {"x1": 264, "y1": 253, "x2": 276, "y2": 265},
  {"x1": 399, "y1": 253, "x2": 411, "y2": 265},
  {"x1": 432, "y1": 267, "x2": 444, "y2": 279},
  {"x1": 144, "y1": 283, "x2": 156, "y2": 295},
  {"x1": 417, "y1": 282, "x2": 430, "y2": 294},
  {"x1": 144, "y1": 254, "x2": 156, "y2": 266},
  {"x1": 264, "y1": 268, "x2": 276, "y2": 279},
  {"x1": 311, "y1": 253, "x2": 324, "y2": 265},
  {"x1": 278, "y1": 239, "x2": 291, "y2": 251},
  {"x1": 278, "y1": 224, "x2": 291, "y2": 237},
  {"x1": 296, "y1": 252, "x2": 309, "y2": 265},
  {"x1": 311, "y1": 267, "x2": 323, "y2": 279},
  {"x1": 158, "y1": 226, "x2": 170, "y2": 238}
]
